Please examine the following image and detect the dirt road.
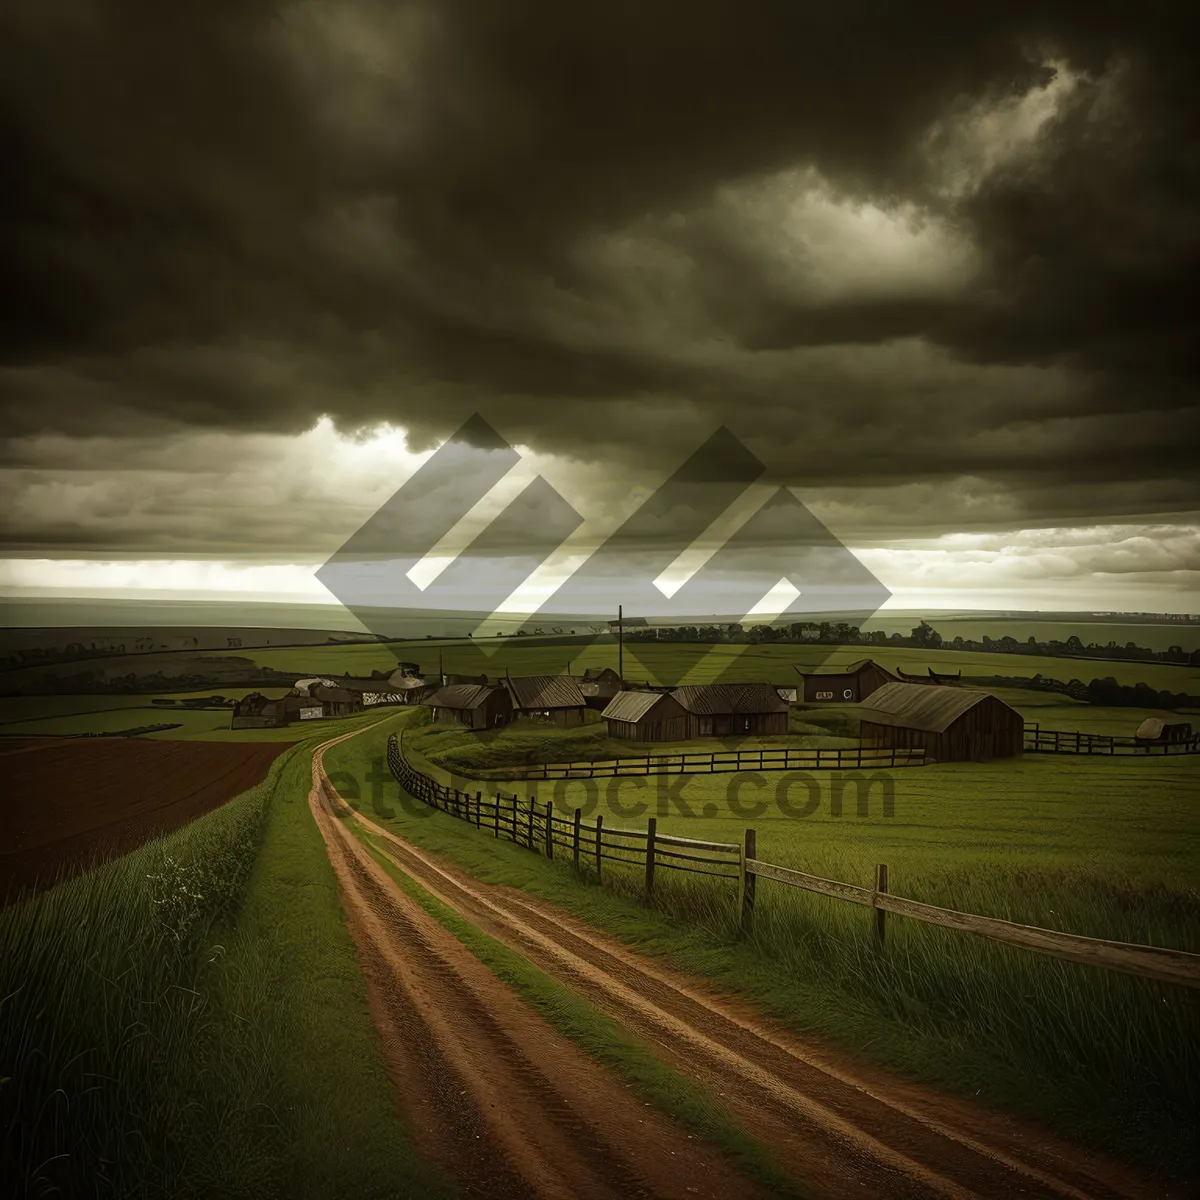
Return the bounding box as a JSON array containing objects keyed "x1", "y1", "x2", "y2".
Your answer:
[
  {"x1": 310, "y1": 732, "x2": 1174, "y2": 1200},
  {"x1": 310, "y1": 730, "x2": 773, "y2": 1200}
]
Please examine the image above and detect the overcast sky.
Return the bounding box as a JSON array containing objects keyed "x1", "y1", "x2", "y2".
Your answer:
[{"x1": 1, "y1": 2, "x2": 1197, "y2": 617}]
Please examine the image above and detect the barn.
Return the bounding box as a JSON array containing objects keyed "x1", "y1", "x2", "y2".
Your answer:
[
  {"x1": 504, "y1": 675, "x2": 590, "y2": 727},
  {"x1": 307, "y1": 683, "x2": 364, "y2": 718},
  {"x1": 798, "y1": 659, "x2": 896, "y2": 703},
  {"x1": 601, "y1": 690, "x2": 690, "y2": 742},
  {"x1": 339, "y1": 677, "x2": 413, "y2": 707},
  {"x1": 857, "y1": 683, "x2": 1023, "y2": 762},
  {"x1": 669, "y1": 682, "x2": 789, "y2": 739},
  {"x1": 384, "y1": 669, "x2": 435, "y2": 704},
  {"x1": 230, "y1": 691, "x2": 287, "y2": 729},
  {"x1": 420, "y1": 683, "x2": 513, "y2": 730},
  {"x1": 576, "y1": 666, "x2": 624, "y2": 710}
]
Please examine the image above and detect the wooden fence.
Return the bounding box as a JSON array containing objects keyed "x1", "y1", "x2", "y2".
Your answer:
[
  {"x1": 1023, "y1": 723, "x2": 1200, "y2": 755},
  {"x1": 386, "y1": 733, "x2": 742, "y2": 883},
  {"x1": 473, "y1": 743, "x2": 926, "y2": 781},
  {"x1": 385, "y1": 734, "x2": 1200, "y2": 990}
]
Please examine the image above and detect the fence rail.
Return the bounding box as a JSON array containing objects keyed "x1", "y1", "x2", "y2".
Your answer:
[
  {"x1": 385, "y1": 734, "x2": 741, "y2": 885},
  {"x1": 473, "y1": 743, "x2": 926, "y2": 780},
  {"x1": 1022, "y1": 723, "x2": 1200, "y2": 755},
  {"x1": 384, "y1": 733, "x2": 1200, "y2": 990}
]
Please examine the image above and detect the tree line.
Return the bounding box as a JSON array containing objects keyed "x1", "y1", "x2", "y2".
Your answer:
[{"x1": 625, "y1": 619, "x2": 1200, "y2": 666}]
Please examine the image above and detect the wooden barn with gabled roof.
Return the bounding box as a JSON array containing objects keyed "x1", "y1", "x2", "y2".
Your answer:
[
  {"x1": 797, "y1": 658, "x2": 896, "y2": 704},
  {"x1": 307, "y1": 682, "x2": 364, "y2": 717},
  {"x1": 857, "y1": 682, "x2": 1022, "y2": 762},
  {"x1": 601, "y1": 690, "x2": 689, "y2": 742},
  {"x1": 669, "y1": 682, "x2": 789, "y2": 739},
  {"x1": 504, "y1": 674, "x2": 590, "y2": 727},
  {"x1": 420, "y1": 683, "x2": 512, "y2": 730}
]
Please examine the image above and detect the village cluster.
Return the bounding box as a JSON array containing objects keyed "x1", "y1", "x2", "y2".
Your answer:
[{"x1": 229, "y1": 657, "x2": 1073, "y2": 763}]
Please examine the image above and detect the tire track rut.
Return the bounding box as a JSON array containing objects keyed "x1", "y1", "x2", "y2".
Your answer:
[
  {"x1": 320, "y1": 747, "x2": 1177, "y2": 1200},
  {"x1": 310, "y1": 731, "x2": 772, "y2": 1200}
]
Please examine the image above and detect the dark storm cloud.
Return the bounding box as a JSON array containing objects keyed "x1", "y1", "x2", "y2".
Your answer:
[{"x1": 0, "y1": 0, "x2": 1197, "y2": 554}]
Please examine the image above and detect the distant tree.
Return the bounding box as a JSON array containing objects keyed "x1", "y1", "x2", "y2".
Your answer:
[{"x1": 910, "y1": 621, "x2": 941, "y2": 648}]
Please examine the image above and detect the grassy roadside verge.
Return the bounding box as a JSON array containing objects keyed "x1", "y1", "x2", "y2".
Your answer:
[
  {"x1": 1, "y1": 721, "x2": 451, "y2": 1200},
  {"x1": 347, "y1": 818, "x2": 806, "y2": 1198},
  {"x1": 324, "y1": 711, "x2": 1200, "y2": 1185}
]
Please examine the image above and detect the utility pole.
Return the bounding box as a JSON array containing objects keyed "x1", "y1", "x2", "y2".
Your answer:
[{"x1": 618, "y1": 604, "x2": 623, "y2": 680}]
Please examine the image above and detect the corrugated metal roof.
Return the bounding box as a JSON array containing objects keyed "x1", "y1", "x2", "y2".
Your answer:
[
  {"x1": 504, "y1": 675, "x2": 587, "y2": 710},
  {"x1": 670, "y1": 683, "x2": 789, "y2": 715},
  {"x1": 421, "y1": 683, "x2": 497, "y2": 711},
  {"x1": 856, "y1": 682, "x2": 1010, "y2": 733},
  {"x1": 601, "y1": 691, "x2": 672, "y2": 723}
]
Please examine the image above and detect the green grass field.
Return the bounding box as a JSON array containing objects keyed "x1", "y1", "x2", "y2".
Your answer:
[
  {"x1": 0, "y1": 691, "x2": 398, "y2": 741},
  {"x1": 325, "y1": 708, "x2": 1200, "y2": 1179},
  {"x1": 214, "y1": 636, "x2": 1200, "y2": 693},
  {"x1": 0, "y1": 719, "x2": 450, "y2": 1199},
  {"x1": 403, "y1": 716, "x2": 1200, "y2": 902},
  {"x1": 861, "y1": 616, "x2": 1200, "y2": 653}
]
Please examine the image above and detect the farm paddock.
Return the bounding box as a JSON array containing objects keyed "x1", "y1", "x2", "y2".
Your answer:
[{"x1": 0, "y1": 737, "x2": 288, "y2": 899}]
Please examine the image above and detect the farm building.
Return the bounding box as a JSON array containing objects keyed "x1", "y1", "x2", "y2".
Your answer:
[
  {"x1": 669, "y1": 682, "x2": 789, "y2": 739},
  {"x1": 857, "y1": 682, "x2": 1023, "y2": 762},
  {"x1": 384, "y1": 669, "x2": 435, "y2": 703},
  {"x1": 1135, "y1": 718, "x2": 1194, "y2": 743},
  {"x1": 601, "y1": 691, "x2": 690, "y2": 742},
  {"x1": 798, "y1": 659, "x2": 896, "y2": 704},
  {"x1": 230, "y1": 690, "x2": 324, "y2": 728},
  {"x1": 896, "y1": 667, "x2": 962, "y2": 685},
  {"x1": 306, "y1": 683, "x2": 364, "y2": 718},
  {"x1": 420, "y1": 683, "x2": 513, "y2": 730},
  {"x1": 575, "y1": 666, "x2": 624, "y2": 710},
  {"x1": 230, "y1": 692, "x2": 286, "y2": 729},
  {"x1": 339, "y1": 677, "x2": 415, "y2": 707},
  {"x1": 504, "y1": 675, "x2": 590, "y2": 727}
]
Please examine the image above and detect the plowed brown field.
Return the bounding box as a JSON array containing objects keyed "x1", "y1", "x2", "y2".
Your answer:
[{"x1": 0, "y1": 737, "x2": 288, "y2": 899}]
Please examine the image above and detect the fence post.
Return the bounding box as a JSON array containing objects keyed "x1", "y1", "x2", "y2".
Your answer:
[
  {"x1": 527, "y1": 796, "x2": 536, "y2": 850},
  {"x1": 738, "y1": 828, "x2": 756, "y2": 937},
  {"x1": 595, "y1": 813, "x2": 603, "y2": 881},
  {"x1": 645, "y1": 817, "x2": 657, "y2": 895},
  {"x1": 545, "y1": 801, "x2": 554, "y2": 859},
  {"x1": 494, "y1": 793, "x2": 500, "y2": 838},
  {"x1": 874, "y1": 863, "x2": 889, "y2": 946},
  {"x1": 475, "y1": 791, "x2": 482, "y2": 828},
  {"x1": 573, "y1": 807, "x2": 582, "y2": 871}
]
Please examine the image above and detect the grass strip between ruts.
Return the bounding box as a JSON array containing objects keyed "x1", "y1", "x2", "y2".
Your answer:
[{"x1": 348, "y1": 817, "x2": 809, "y2": 1200}]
